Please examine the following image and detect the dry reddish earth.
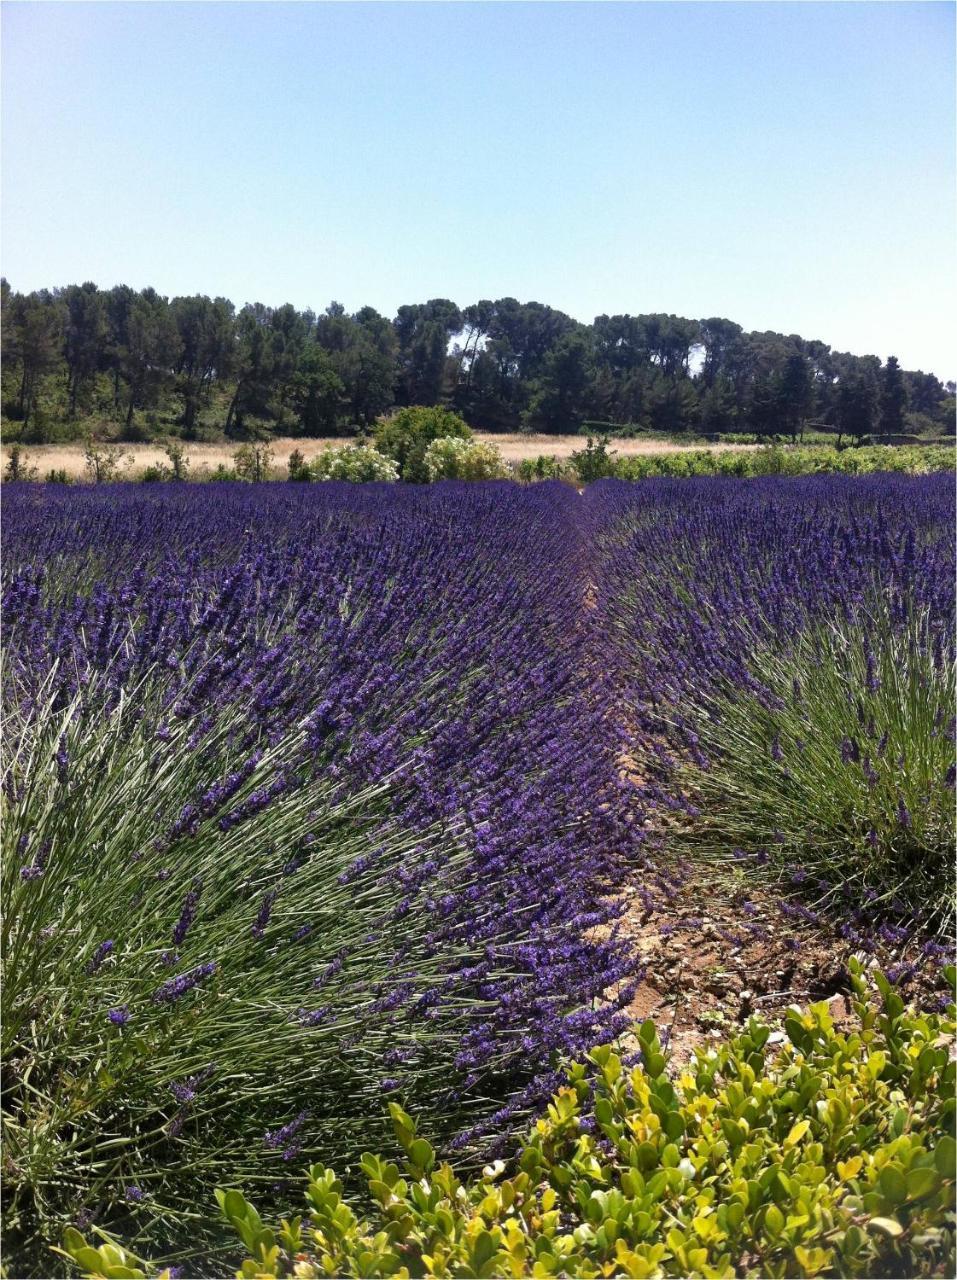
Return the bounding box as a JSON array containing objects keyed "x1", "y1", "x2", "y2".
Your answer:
[{"x1": 603, "y1": 854, "x2": 949, "y2": 1067}]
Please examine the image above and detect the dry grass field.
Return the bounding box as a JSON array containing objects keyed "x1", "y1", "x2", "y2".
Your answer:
[{"x1": 3, "y1": 434, "x2": 757, "y2": 480}]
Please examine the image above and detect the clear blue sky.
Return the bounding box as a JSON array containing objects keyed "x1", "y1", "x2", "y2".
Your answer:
[{"x1": 3, "y1": 1, "x2": 955, "y2": 378}]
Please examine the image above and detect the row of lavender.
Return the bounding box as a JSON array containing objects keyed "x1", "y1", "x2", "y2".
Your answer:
[
  {"x1": 2, "y1": 481, "x2": 638, "y2": 1270},
  {"x1": 586, "y1": 472, "x2": 955, "y2": 933},
  {"x1": 3, "y1": 474, "x2": 953, "y2": 1273}
]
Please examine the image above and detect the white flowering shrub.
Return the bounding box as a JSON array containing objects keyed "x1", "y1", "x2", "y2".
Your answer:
[
  {"x1": 311, "y1": 444, "x2": 399, "y2": 482},
  {"x1": 423, "y1": 437, "x2": 508, "y2": 482}
]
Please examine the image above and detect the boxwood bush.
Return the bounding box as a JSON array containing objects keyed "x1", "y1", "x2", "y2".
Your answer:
[{"x1": 62, "y1": 962, "x2": 956, "y2": 1279}]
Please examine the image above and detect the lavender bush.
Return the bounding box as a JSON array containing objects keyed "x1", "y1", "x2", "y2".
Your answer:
[
  {"x1": 1, "y1": 481, "x2": 636, "y2": 1272},
  {"x1": 589, "y1": 473, "x2": 956, "y2": 928}
]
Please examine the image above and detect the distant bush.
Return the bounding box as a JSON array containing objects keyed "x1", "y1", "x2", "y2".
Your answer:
[
  {"x1": 423, "y1": 436, "x2": 507, "y2": 481},
  {"x1": 517, "y1": 454, "x2": 571, "y2": 483},
  {"x1": 63, "y1": 963, "x2": 956, "y2": 1280},
  {"x1": 311, "y1": 443, "x2": 399, "y2": 482},
  {"x1": 44, "y1": 469, "x2": 73, "y2": 485},
  {"x1": 374, "y1": 407, "x2": 472, "y2": 482},
  {"x1": 286, "y1": 449, "x2": 311, "y2": 482},
  {"x1": 161, "y1": 439, "x2": 190, "y2": 481},
  {"x1": 570, "y1": 435, "x2": 619, "y2": 482},
  {"x1": 718, "y1": 432, "x2": 764, "y2": 445},
  {"x1": 614, "y1": 444, "x2": 955, "y2": 481},
  {"x1": 83, "y1": 439, "x2": 131, "y2": 484},
  {"x1": 3, "y1": 444, "x2": 39, "y2": 482},
  {"x1": 232, "y1": 442, "x2": 274, "y2": 483}
]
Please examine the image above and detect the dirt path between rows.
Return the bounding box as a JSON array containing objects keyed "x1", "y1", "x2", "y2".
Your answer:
[
  {"x1": 606, "y1": 858, "x2": 857, "y2": 1064},
  {"x1": 603, "y1": 841, "x2": 949, "y2": 1066}
]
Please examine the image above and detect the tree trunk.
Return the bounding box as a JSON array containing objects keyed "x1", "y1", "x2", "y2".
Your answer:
[
  {"x1": 183, "y1": 385, "x2": 196, "y2": 433},
  {"x1": 224, "y1": 382, "x2": 243, "y2": 435}
]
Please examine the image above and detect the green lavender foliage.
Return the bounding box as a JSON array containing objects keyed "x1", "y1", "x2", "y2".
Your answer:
[
  {"x1": 675, "y1": 611, "x2": 955, "y2": 923},
  {"x1": 2, "y1": 677, "x2": 477, "y2": 1273},
  {"x1": 62, "y1": 964, "x2": 956, "y2": 1279}
]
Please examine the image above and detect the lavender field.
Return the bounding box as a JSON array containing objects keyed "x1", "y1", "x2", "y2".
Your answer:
[{"x1": 2, "y1": 475, "x2": 954, "y2": 1275}]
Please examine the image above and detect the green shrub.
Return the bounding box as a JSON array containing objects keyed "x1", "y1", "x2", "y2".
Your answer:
[
  {"x1": 44, "y1": 469, "x2": 73, "y2": 485},
  {"x1": 287, "y1": 449, "x2": 311, "y2": 482},
  {"x1": 63, "y1": 964, "x2": 956, "y2": 1279},
  {"x1": 423, "y1": 436, "x2": 507, "y2": 481},
  {"x1": 232, "y1": 442, "x2": 274, "y2": 483},
  {"x1": 373, "y1": 407, "x2": 472, "y2": 483},
  {"x1": 3, "y1": 443, "x2": 39, "y2": 482},
  {"x1": 517, "y1": 455, "x2": 571, "y2": 483},
  {"x1": 161, "y1": 440, "x2": 190, "y2": 482},
  {"x1": 613, "y1": 445, "x2": 955, "y2": 482},
  {"x1": 207, "y1": 463, "x2": 237, "y2": 482},
  {"x1": 571, "y1": 435, "x2": 618, "y2": 483},
  {"x1": 718, "y1": 432, "x2": 763, "y2": 445},
  {"x1": 311, "y1": 443, "x2": 399, "y2": 482},
  {"x1": 83, "y1": 439, "x2": 131, "y2": 484}
]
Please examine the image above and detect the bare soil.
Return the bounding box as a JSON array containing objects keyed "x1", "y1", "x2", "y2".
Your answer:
[{"x1": 604, "y1": 854, "x2": 950, "y2": 1066}]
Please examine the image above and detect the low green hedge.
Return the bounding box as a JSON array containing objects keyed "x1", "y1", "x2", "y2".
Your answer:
[
  {"x1": 612, "y1": 444, "x2": 954, "y2": 481},
  {"x1": 61, "y1": 961, "x2": 955, "y2": 1279}
]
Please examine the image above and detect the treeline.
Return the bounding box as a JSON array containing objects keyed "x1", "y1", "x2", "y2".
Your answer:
[{"x1": 2, "y1": 279, "x2": 954, "y2": 441}]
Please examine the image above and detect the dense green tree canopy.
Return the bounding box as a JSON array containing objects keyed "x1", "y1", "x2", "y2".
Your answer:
[{"x1": 1, "y1": 279, "x2": 952, "y2": 442}]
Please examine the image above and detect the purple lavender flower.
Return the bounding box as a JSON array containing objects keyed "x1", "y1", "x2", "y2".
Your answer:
[
  {"x1": 865, "y1": 652, "x2": 881, "y2": 693},
  {"x1": 264, "y1": 1110, "x2": 308, "y2": 1160},
  {"x1": 153, "y1": 962, "x2": 216, "y2": 1004},
  {"x1": 86, "y1": 940, "x2": 114, "y2": 975},
  {"x1": 19, "y1": 838, "x2": 51, "y2": 881},
  {"x1": 252, "y1": 889, "x2": 278, "y2": 940},
  {"x1": 107, "y1": 1006, "x2": 131, "y2": 1026},
  {"x1": 840, "y1": 736, "x2": 860, "y2": 765},
  {"x1": 172, "y1": 881, "x2": 203, "y2": 946}
]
